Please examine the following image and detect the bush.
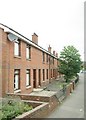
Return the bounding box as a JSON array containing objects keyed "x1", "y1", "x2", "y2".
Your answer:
[{"x1": 1, "y1": 97, "x2": 33, "y2": 119}]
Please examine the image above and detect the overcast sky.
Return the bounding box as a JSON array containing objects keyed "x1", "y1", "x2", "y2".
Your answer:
[{"x1": 0, "y1": 0, "x2": 85, "y2": 60}]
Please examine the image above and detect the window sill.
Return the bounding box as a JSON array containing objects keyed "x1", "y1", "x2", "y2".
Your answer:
[
  {"x1": 14, "y1": 89, "x2": 21, "y2": 93},
  {"x1": 26, "y1": 59, "x2": 31, "y2": 61},
  {"x1": 14, "y1": 56, "x2": 21, "y2": 59},
  {"x1": 43, "y1": 81, "x2": 45, "y2": 82},
  {"x1": 43, "y1": 62, "x2": 49, "y2": 64},
  {"x1": 26, "y1": 86, "x2": 31, "y2": 89}
]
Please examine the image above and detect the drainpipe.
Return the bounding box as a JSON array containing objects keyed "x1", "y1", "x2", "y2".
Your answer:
[{"x1": 49, "y1": 55, "x2": 51, "y2": 83}]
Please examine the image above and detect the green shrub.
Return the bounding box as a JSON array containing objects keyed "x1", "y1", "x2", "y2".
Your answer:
[
  {"x1": 24, "y1": 103, "x2": 33, "y2": 112},
  {"x1": 1, "y1": 97, "x2": 33, "y2": 119}
]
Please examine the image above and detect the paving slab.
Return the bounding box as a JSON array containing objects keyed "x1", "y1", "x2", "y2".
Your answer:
[
  {"x1": 47, "y1": 73, "x2": 84, "y2": 118},
  {"x1": 29, "y1": 90, "x2": 57, "y2": 97}
]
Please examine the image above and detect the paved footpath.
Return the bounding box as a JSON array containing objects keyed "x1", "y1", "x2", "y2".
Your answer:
[{"x1": 47, "y1": 73, "x2": 84, "y2": 118}]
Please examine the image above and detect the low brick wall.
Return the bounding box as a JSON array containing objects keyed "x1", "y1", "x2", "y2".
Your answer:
[
  {"x1": 66, "y1": 84, "x2": 70, "y2": 96},
  {"x1": 7, "y1": 79, "x2": 79, "y2": 119},
  {"x1": 7, "y1": 93, "x2": 59, "y2": 110},
  {"x1": 21, "y1": 95, "x2": 50, "y2": 102},
  {"x1": 72, "y1": 81, "x2": 75, "y2": 90},
  {"x1": 48, "y1": 95, "x2": 59, "y2": 113},
  {"x1": 14, "y1": 102, "x2": 49, "y2": 119},
  {"x1": 22, "y1": 100, "x2": 42, "y2": 108},
  {"x1": 7, "y1": 93, "x2": 59, "y2": 118},
  {"x1": 65, "y1": 81, "x2": 76, "y2": 97},
  {"x1": 70, "y1": 82, "x2": 74, "y2": 93}
]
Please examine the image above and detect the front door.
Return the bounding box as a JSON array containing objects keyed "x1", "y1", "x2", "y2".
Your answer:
[
  {"x1": 38, "y1": 69, "x2": 41, "y2": 86},
  {"x1": 33, "y1": 69, "x2": 36, "y2": 88}
]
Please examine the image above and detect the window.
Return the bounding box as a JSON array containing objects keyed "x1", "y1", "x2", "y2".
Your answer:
[
  {"x1": 14, "y1": 69, "x2": 20, "y2": 90},
  {"x1": 46, "y1": 54, "x2": 48, "y2": 63},
  {"x1": 14, "y1": 40, "x2": 20, "y2": 56},
  {"x1": 26, "y1": 45, "x2": 31, "y2": 59},
  {"x1": 43, "y1": 69, "x2": 45, "y2": 81},
  {"x1": 26, "y1": 69, "x2": 30, "y2": 86},
  {"x1": 46, "y1": 69, "x2": 48, "y2": 79},
  {"x1": 42, "y1": 52, "x2": 45, "y2": 62},
  {"x1": 49, "y1": 56, "x2": 52, "y2": 64}
]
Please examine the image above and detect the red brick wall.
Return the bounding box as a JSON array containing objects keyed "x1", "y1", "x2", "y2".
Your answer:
[
  {"x1": 0, "y1": 28, "x2": 59, "y2": 96},
  {"x1": 0, "y1": 28, "x2": 10, "y2": 96},
  {"x1": 0, "y1": 28, "x2": 2, "y2": 97}
]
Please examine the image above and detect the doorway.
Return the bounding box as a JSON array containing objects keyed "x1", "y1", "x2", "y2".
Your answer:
[
  {"x1": 33, "y1": 69, "x2": 36, "y2": 88},
  {"x1": 38, "y1": 69, "x2": 41, "y2": 86}
]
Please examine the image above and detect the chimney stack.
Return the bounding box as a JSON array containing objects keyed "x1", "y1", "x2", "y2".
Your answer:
[
  {"x1": 56, "y1": 53, "x2": 58, "y2": 57},
  {"x1": 32, "y1": 33, "x2": 38, "y2": 44},
  {"x1": 48, "y1": 45, "x2": 52, "y2": 53},
  {"x1": 53, "y1": 51, "x2": 55, "y2": 55}
]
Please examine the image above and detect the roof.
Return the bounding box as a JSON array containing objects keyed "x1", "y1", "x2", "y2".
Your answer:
[{"x1": 0, "y1": 23, "x2": 58, "y2": 59}]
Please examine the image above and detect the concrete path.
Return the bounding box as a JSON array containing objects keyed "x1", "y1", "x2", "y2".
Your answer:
[{"x1": 47, "y1": 73, "x2": 84, "y2": 118}]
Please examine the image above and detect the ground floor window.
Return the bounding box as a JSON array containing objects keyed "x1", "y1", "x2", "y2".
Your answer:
[
  {"x1": 26, "y1": 69, "x2": 30, "y2": 86},
  {"x1": 14, "y1": 69, "x2": 20, "y2": 90}
]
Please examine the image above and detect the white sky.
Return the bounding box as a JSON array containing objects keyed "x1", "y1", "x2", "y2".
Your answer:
[{"x1": 0, "y1": 0, "x2": 85, "y2": 60}]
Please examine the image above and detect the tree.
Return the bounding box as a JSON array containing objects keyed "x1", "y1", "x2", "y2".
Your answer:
[
  {"x1": 83, "y1": 61, "x2": 86, "y2": 70},
  {"x1": 58, "y1": 46, "x2": 82, "y2": 82}
]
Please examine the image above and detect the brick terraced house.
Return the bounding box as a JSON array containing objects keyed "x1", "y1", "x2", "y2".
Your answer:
[{"x1": 0, "y1": 23, "x2": 59, "y2": 97}]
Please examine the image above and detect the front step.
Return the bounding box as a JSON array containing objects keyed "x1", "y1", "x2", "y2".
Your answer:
[{"x1": 33, "y1": 88, "x2": 43, "y2": 92}]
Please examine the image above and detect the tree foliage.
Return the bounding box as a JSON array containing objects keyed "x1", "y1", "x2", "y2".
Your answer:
[
  {"x1": 58, "y1": 46, "x2": 82, "y2": 82},
  {"x1": 83, "y1": 61, "x2": 86, "y2": 70}
]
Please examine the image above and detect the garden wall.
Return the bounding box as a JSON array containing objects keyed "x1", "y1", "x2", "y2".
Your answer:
[
  {"x1": 14, "y1": 102, "x2": 49, "y2": 119},
  {"x1": 7, "y1": 93, "x2": 59, "y2": 118},
  {"x1": 7, "y1": 77, "x2": 79, "y2": 119}
]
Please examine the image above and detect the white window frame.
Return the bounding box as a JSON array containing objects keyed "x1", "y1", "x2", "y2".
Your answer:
[
  {"x1": 14, "y1": 40, "x2": 20, "y2": 56},
  {"x1": 26, "y1": 69, "x2": 30, "y2": 86},
  {"x1": 26, "y1": 45, "x2": 31, "y2": 59},
  {"x1": 14, "y1": 70, "x2": 20, "y2": 90}
]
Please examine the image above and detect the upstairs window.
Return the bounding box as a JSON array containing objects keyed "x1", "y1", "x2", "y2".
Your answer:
[
  {"x1": 42, "y1": 52, "x2": 45, "y2": 62},
  {"x1": 14, "y1": 40, "x2": 20, "y2": 56},
  {"x1": 46, "y1": 54, "x2": 48, "y2": 63},
  {"x1": 26, "y1": 45, "x2": 31, "y2": 59},
  {"x1": 53, "y1": 57, "x2": 54, "y2": 64},
  {"x1": 14, "y1": 69, "x2": 20, "y2": 90}
]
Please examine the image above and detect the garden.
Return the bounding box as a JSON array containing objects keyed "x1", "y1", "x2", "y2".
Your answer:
[{"x1": 0, "y1": 96, "x2": 33, "y2": 119}]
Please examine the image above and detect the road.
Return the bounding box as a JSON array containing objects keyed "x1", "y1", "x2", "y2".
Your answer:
[{"x1": 47, "y1": 73, "x2": 84, "y2": 118}]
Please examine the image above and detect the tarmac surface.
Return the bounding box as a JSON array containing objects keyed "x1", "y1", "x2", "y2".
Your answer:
[{"x1": 47, "y1": 73, "x2": 84, "y2": 118}]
